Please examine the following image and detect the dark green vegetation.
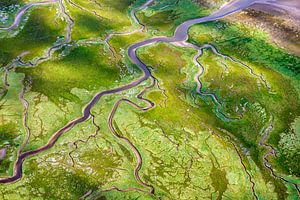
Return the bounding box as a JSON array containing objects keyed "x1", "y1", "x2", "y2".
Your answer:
[
  {"x1": 137, "y1": 0, "x2": 209, "y2": 36},
  {"x1": 189, "y1": 21, "x2": 300, "y2": 80},
  {"x1": 189, "y1": 22, "x2": 300, "y2": 177},
  {"x1": 67, "y1": 0, "x2": 133, "y2": 40},
  {"x1": 0, "y1": 123, "x2": 19, "y2": 175},
  {"x1": 18, "y1": 45, "x2": 121, "y2": 103},
  {"x1": 197, "y1": 49, "x2": 299, "y2": 198},
  {"x1": 0, "y1": 6, "x2": 66, "y2": 67},
  {"x1": 278, "y1": 118, "x2": 300, "y2": 177},
  {"x1": 138, "y1": 43, "x2": 293, "y2": 197},
  {"x1": 0, "y1": 0, "x2": 299, "y2": 199},
  {"x1": 210, "y1": 162, "x2": 229, "y2": 200},
  {"x1": 0, "y1": 0, "x2": 22, "y2": 8}
]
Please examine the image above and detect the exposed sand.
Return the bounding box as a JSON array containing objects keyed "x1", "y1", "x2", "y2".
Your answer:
[{"x1": 252, "y1": 0, "x2": 300, "y2": 21}]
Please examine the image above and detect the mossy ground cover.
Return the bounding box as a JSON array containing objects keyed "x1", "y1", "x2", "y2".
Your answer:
[
  {"x1": 0, "y1": 0, "x2": 299, "y2": 199},
  {"x1": 16, "y1": 42, "x2": 141, "y2": 152},
  {"x1": 195, "y1": 49, "x2": 300, "y2": 198},
  {"x1": 137, "y1": 0, "x2": 209, "y2": 36},
  {"x1": 189, "y1": 20, "x2": 300, "y2": 82},
  {"x1": 18, "y1": 45, "x2": 121, "y2": 103},
  {"x1": 0, "y1": 0, "x2": 24, "y2": 28},
  {"x1": 135, "y1": 0, "x2": 300, "y2": 197},
  {"x1": 66, "y1": 0, "x2": 134, "y2": 40},
  {"x1": 136, "y1": 39, "x2": 299, "y2": 198},
  {"x1": 0, "y1": 73, "x2": 24, "y2": 177},
  {"x1": 0, "y1": 0, "x2": 22, "y2": 8},
  {"x1": 0, "y1": 5, "x2": 66, "y2": 67},
  {"x1": 188, "y1": 20, "x2": 300, "y2": 179}
]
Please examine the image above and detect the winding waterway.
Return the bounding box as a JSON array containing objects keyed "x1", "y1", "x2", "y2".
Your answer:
[{"x1": 0, "y1": 0, "x2": 58, "y2": 31}]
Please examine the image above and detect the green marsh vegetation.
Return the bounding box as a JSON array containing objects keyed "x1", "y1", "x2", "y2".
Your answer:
[
  {"x1": 0, "y1": 123, "x2": 19, "y2": 175},
  {"x1": 189, "y1": 21, "x2": 300, "y2": 177},
  {"x1": 137, "y1": 41, "x2": 293, "y2": 199},
  {"x1": 0, "y1": 0, "x2": 24, "y2": 27},
  {"x1": 0, "y1": 72, "x2": 24, "y2": 177},
  {"x1": 0, "y1": 6, "x2": 66, "y2": 67},
  {"x1": 66, "y1": 0, "x2": 134, "y2": 40},
  {"x1": 136, "y1": 18, "x2": 299, "y2": 200},
  {"x1": 135, "y1": 1, "x2": 300, "y2": 197},
  {"x1": 137, "y1": 0, "x2": 209, "y2": 36},
  {"x1": 189, "y1": 20, "x2": 300, "y2": 81},
  {"x1": 0, "y1": 0, "x2": 22, "y2": 8},
  {"x1": 0, "y1": 0, "x2": 299, "y2": 199},
  {"x1": 17, "y1": 45, "x2": 121, "y2": 103},
  {"x1": 16, "y1": 43, "x2": 137, "y2": 152},
  {"x1": 196, "y1": 48, "x2": 299, "y2": 198}
]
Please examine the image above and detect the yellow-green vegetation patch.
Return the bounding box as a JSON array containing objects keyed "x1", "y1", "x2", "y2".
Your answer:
[
  {"x1": 0, "y1": 0, "x2": 299, "y2": 199},
  {"x1": 0, "y1": 72, "x2": 24, "y2": 176},
  {"x1": 137, "y1": 0, "x2": 209, "y2": 36},
  {"x1": 17, "y1": 44, "x2": 121, "y2": 103},
  {"x1": 66, "y1": 0, "x2": 134, "y2": 40}
]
